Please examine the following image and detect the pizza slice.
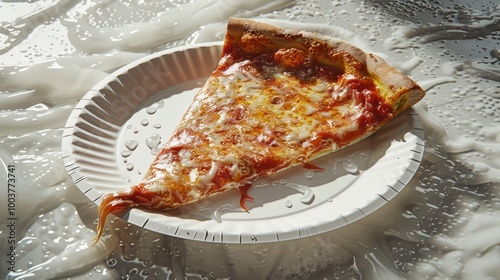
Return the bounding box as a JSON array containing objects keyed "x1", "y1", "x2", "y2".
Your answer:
[{"x1": 95, "y1": 18, "x2": 425, "y2": 241}]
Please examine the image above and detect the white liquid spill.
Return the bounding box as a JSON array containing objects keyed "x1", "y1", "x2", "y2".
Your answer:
[
  {"x1": 403, "y1": 12, "x2": 500, "y2": 44},
  {"x1": 9, "y1": 237, "x2": 116, "y2": 280},
  {"x1": 0, "y1": 104, "x2": 73, "y2": 138},
  {"x1": 0, "y1": 53, "x2": 143, "y2": 109},
  {"x1": 446, "y1": 60, "x2": 500, "y2": 83},
  {"x1": 418, "y1": 77, "x2": 456, "y2": 92},
  {"x1": 421, "y1": 110, "x2": 500, "y2": 185},
  {"x1": 63, "y1": 0, "x2": 295, "y2": 53},
  {"x1": 1, "y1": 0, "x2": 500, "y2": 279}
]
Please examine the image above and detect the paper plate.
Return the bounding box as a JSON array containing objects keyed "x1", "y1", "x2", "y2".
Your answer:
[{"x1": 62, "y1": 42, "x2": 425, "y2": 244}]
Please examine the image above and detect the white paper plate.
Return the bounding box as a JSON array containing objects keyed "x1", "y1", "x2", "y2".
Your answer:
[{"x1": 62, "y1": 42, "x2": 425, "y2": 244}]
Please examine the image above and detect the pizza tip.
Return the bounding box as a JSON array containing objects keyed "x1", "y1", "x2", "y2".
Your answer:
[{"x1": 94, "y1": 192, "x2": 136, "y2": 245}]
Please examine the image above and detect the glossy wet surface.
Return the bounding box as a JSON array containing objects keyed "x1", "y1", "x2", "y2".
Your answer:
[{"x1": 1, "y1": 0, "x2": 499, "y2": 279}]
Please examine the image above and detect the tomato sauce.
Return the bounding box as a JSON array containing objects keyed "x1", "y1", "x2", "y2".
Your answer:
[{"x1": 215, "y1": 30, "x2": 394, "y2": 182}]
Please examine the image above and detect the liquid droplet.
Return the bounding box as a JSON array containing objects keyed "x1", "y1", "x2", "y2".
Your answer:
[
  {"x1": 304, "y1": 169, "x2": 314, "y2": 179},
  {"x1": 157, "y1": 100, "x2": 165, "y2": 109},
  {"x1": 126, "y1": 163, "x2": 134, "y2": 171},
  {"x1": 300, "y1": 190, "x2": 315, "y2": 204},
  {"x1": 211, "y1": 204, "x2": 233, "y2": 223},
  {"x1": 141, "y1": 119, "x2": 149, "y2": 126},
  {"x1": 146, "y1": 106, "x2": 157, "y2": 115},
  {"x1": 121, "y1": 150, "x2": 132, "y2": 157},
  {"x1": 145, "y1": 133, "x2": 162, "y2": 154},
  {"x1": 330, "y1": 159, "x2": 342, "y2": 174},
  {"x1": 343, "y1": 159, "x2": 359, "y2": 174},
  {"x1": 286, "y1": 183, "x2": 315, "y2": 204},
  {"x1": 124, "y1": 140, "x2": 138, "y2": 151},
  {"x1": 359, "y1": 152, "x2": 369, "y2": 159},
  {"x1": 285, "y1": 200, "x2": 293, "y2": 208}
]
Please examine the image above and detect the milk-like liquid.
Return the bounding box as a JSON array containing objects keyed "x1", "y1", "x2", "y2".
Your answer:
[{"x1": 1, "y1": 0, "x2": 499, "y2": 279}]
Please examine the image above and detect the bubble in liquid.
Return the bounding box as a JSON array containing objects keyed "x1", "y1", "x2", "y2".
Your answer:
[{"x1": 107, "y1": 258, "x2": 117, "y2": 267}]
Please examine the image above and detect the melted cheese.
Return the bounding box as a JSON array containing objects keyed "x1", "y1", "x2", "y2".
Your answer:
[
  {"x1": 141, "y1": 47, "x2": 392, "y2": 201},
  {"x1": 199, "y1": 161, "x2": 218, "y2": 186}
]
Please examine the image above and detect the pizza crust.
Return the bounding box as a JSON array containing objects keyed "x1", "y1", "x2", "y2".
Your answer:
[
  {"x1": 365, "y1": 54, "x2": 425, "y2": 114},
  {"x1": 226, "y1": 17, "x2": 425, "y2": 114}
]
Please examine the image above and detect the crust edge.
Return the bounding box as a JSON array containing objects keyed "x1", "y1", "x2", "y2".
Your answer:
[{"x1": 226, "y1": 17, "x2": 425, "y2": 112}]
